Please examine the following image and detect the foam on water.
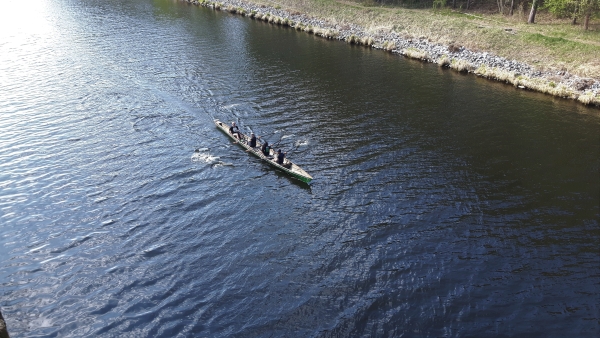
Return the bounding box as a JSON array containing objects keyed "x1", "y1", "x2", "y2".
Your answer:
[{"x1": 191, "y1": 149, "x2": 220, "y2": 163}]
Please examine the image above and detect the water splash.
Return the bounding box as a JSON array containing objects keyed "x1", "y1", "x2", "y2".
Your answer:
[{"x1": 191, "y1": 148, "x2": 219, "y2": 163}]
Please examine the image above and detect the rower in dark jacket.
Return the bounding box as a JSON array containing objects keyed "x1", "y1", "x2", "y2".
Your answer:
[
  {"x1": 261, "y1": 140, "x2": 270, "y2": 156},
  {"x1": 249, "y1": 133, "x2": 257, "y2": 148},
  {"x1": 276, "y1": 149, "x2": 286, "y2": 165}
]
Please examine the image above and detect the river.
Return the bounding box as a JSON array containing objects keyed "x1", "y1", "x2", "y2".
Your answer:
[{"x1": 0, "y1": 0, "x2": 598, "y2": 336}]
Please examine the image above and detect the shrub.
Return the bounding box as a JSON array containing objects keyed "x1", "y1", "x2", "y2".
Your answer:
[
  {"x1": 404, "y1": 48, "x2": 430, "y2": 61},
  {"x1": 346, "y1": 35, "x2": 358, "y2": 44},
  {"x1": 433, "y1": 0, "x2": 447, "y2": 9},
  {"x1": 515, "y1": 77, "x2": 575, "y2": 98},
  {"x1": 361, "y1": 36, "x2": 374, "y2": 46},
  {"x1": 382, "y1": 41, "x2": 396, "y2": 51},
  {"x1": 438, "y1": 55, "x2": 451, "y2": 67},
  {"x1": 450, "y1": 59, "x2": 473, "y2": 72},
  {"x1": 448, "y1": 43, "x2": 460, "y2": 53},
  {"x1": 577, "y1": 92, "x2": 600, "y2": 106},
  {"x1": 325, "y1": 29, "x2": 340, "y2": 39}
]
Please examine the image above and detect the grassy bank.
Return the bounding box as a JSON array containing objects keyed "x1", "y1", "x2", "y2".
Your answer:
[
  {"x1": 184, "y1": 0, "x2": 600, "y2": 106},
  {"x1": 253, "y1": 0, "x2": 600, "y2": 79}
]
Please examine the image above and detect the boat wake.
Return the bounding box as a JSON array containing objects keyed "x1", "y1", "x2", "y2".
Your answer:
[
  {"x1": 191, "y1": 148, "x2": 219, "y2": 163},
  {"x1": 211, "y1": 161, "x2": 234, "y2": 168},
  {"x1": 221, "y1": 103, "x2": 240, "y2": 110}
]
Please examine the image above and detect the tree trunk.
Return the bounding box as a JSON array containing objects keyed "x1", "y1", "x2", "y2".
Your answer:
[
  {"x1": 452, "y1": 0, "x2": 456, "y2": 8},
  {"x1": 509, "y1": 0, "x2": 514, "y2": 16},
  {"x1": 584, "y1": 13, "x2": 590, "y2": 30},
  {"x1": 528, "y1": 0, "x2": 538, "y2": 24},
  {"x1": 466, "y1": 0, "x2": 470, "y2": 10},
  {"x1": 572, "y1": 3, "x2": 580, "y2": 25}
]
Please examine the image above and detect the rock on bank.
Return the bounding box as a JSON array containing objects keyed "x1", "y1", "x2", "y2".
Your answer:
[{"x1": 182, "y1": 0, "x2": 599, "y2": 107}]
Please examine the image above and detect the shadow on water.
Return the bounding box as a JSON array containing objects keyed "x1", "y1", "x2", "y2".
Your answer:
[{"x1": 269, "y1": 167, "x2": 313, "y2": 191}]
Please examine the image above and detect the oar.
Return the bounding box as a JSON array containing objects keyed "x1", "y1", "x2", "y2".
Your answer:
[
  {"x1": 232, "y1": 131, "x2": 248, "y2": 144},
  {"x1": 284, "y1": 144, "x2": 301, "y2": 157},
  {"x1": 270, "y1": 132, "x2": 288, "y2": 147},
  {"x1": 271, "y1": 138, "x2": 285, "y2": 149},
  {"x1": 261, "y1": 130, "x2": 279, "y2": 140}
]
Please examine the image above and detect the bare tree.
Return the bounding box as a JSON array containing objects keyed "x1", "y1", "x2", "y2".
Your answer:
[
  {"x1": 528, "y1": 0, "x2": 539, "y2": 23},
  {"x1": 581, "y1": 0, "x2": 599, "y2": 30}
]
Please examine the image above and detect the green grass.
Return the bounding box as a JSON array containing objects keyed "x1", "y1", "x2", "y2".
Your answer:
[
  {"x1": 521, "y1": 32, "x2": 600, "y2": 58},
  {"x1": 524, "y1": 33, "x2": 582, "y2": 48}
]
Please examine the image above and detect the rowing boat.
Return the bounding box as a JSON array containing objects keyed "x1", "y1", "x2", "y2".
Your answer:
[{"x1": 214, "y1": 119, "x2": 313, "y2": 184}]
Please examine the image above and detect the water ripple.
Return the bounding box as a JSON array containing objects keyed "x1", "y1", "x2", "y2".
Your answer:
[{"x1": 0, "y1": 0, "x2": 598, "y2": 337}]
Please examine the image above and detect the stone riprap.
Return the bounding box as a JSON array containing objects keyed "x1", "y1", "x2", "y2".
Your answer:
[{"x1": 183, "y1": 0, "x2": 599, "y2": 106}]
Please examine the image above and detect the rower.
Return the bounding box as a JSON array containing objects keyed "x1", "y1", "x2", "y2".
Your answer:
[
  {"x1": 261, "y1": 140, "x2": 271, "y2": 156},
  {"x1": 249, "y1": 133, "x2": 257, "y2": 148},
  {"x1": 229, "y1": 122, "x2": 242, "y2": 139},
  {"x1": 276, "y1": 149, "x2": 286, "y2": 165}
]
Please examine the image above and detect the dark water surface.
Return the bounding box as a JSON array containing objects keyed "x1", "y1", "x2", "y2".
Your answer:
[{"x1": 1, "y1": 0, "x2": 598, "y2": 336}]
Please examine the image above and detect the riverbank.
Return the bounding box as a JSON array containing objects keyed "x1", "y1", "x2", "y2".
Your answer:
[{"x1": 182, "y1": 0, "x2": 600, "y2": 107}]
